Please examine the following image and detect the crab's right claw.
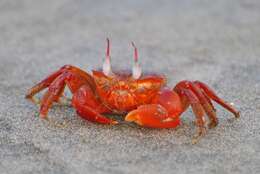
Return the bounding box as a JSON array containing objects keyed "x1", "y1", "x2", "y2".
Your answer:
[{"x1": 125, "y1": 104, "x2": 180, "y2": 128}]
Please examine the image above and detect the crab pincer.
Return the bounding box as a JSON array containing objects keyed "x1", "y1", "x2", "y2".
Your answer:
[{"x1": 125, "y1": 88, "x2": 182, "y2": 128}]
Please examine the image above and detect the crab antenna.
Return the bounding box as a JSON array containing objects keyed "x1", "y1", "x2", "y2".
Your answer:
[
  {"x1": 131, "y1": 41, "x2": 138, "y2": 62},
  {"x1": 131, "y1": 41, "x2": 142, "y2": 79},
  {"x1": 103, "y1": 38, "x2": 113, "y2": 76},
  {"x1": 106, "y1": 38, "x2": 110, "y2": 58}
]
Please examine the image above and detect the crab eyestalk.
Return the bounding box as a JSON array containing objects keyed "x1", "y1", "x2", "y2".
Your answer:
[
  {"x1": 131, "y1": 42, "x2": 142, "y2": 79},
  {"x1": 103, "y1": 38, "x2": 113, "y2": 76}
]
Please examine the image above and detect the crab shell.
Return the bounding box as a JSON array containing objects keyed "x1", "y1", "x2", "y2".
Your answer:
[{"x1": 92, "y1": 70, "x2": 166, "y2": 112}]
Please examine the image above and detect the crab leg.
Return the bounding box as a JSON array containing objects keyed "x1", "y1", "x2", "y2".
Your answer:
[
  {"x1": 174, "y1": 81, "x2": 222, "y2": 129},
  {"x1": 26, "y1": 65, "x2": 96, "y2": 104},
  {"x1": 188, "y1": 82, "x2": 219, "y2": 128},
  {"x1": 25, "y1": 69, "x2": 63, "y2": 103},
  {"x1": 194, "y1": 81, "x2": 240, "y2": 118},
  {"x1": 38, "y1": 71, "x2": 116, "y2": 124},
  {"x1": 199, "y1": 89, "x2": 218, "y2": 128},
  {"x1": 26, "y1": 65, "x2": 95, "y2": 116},
  {"x1": 54, "y1": 85, "x2": 66, "y2": 103},
  {"x1": 39, "y1": 74, "x2": 66, "y2": 117},
  {"x1": 174, "y1": 80, "x2": 240, "y2": 128},
  {"x1": 26, "y1": 64, "x2": 116, "y2": 124},
  {"x1": 39, "y1": 71, "x2": 87, "y2": 117},
  {"x1": 171, "y1": 80, "x2": 241, "y2": 142},
  {"x1": 181, "y1": 89, "x2": 206, "y2": 128},
  {"x1": 72, "y1": 85, "x2": 116, "y2": 124}
]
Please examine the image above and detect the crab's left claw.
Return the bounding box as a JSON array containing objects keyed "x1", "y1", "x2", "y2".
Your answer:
[{"x1": 125, "y1": 104, "x2": 180, "y2": 128}]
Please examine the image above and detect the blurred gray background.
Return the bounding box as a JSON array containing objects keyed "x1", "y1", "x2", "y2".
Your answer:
[{"x1": 0, "y1": 0, "x2": 259, "y2": 174}]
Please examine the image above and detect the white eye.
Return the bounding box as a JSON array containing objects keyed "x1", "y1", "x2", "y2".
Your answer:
[
  {"x1": 132, "y1": 62, "x2": 142, "y2": 79},
  {"x1": 131, "y1": 42, "x2": 142, "y2": 79},
  {"x1": 103, "y1": 38, "x2": 113, "y2": 76},
  {"x1": 103, "y1": 58, "x2": 112, "y2": 76}
]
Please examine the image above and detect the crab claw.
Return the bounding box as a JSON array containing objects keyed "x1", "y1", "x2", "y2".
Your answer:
[{"x1": 125, "y1": 104, "x2": 180, "y2": 128}]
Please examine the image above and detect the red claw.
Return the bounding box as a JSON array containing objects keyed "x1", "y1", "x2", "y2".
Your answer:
[
  {"x1": 125, "y1": 104, "x2": 180, "y2": 128},
  {"x1": 125, "y1": 88, "x2": 183, "y2": 128}
]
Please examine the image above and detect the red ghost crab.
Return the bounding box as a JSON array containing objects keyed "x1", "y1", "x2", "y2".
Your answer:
[{"x1": 26, "y1": 39, "x2": 240, "y2": 142}]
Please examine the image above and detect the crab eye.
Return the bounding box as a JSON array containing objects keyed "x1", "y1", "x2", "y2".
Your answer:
[
  {"x1": 103, "y1": 38, "x2": 113, "y2": 76},
  {"x1": 131, "y1": 42, "x2": 142, "y2": 79}
]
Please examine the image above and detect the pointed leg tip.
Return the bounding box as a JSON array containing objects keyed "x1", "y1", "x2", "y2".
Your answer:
[
  {"x1": 192, "y1": 138, "x2": 200, "y2": 145},
  {"x1": 26, "y1": 96, "x2": 40, "y2": 105},
  {"x1": 192, "y1": 127, "x2": 206, "y2": 144},
  {"x1": 39, "y1": 114, "x2": 48, "y2": 119},
  {"x1": 208, "y1": 119, "x2": 219, "y2": 129},
  {"x1": 235, "y1": 111, "x2": 240, "y2": 118}
]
